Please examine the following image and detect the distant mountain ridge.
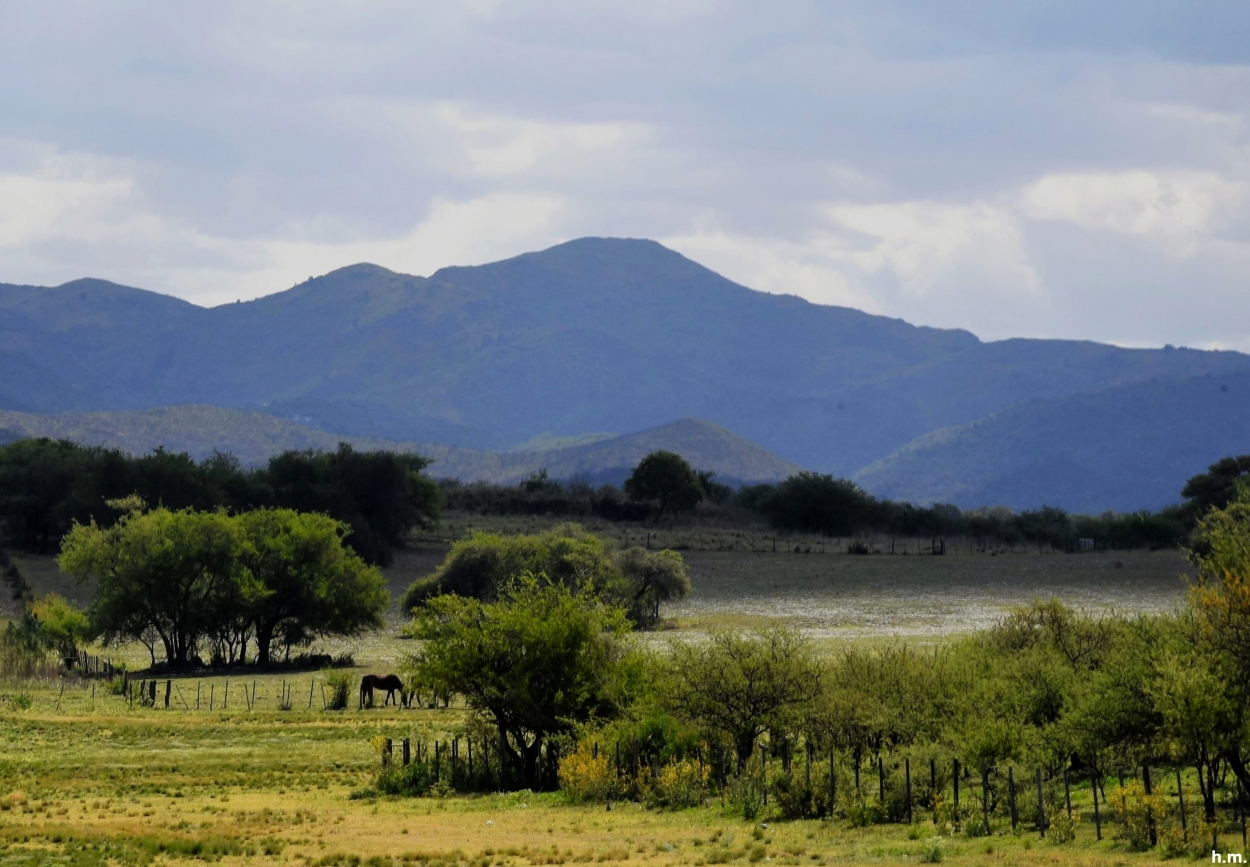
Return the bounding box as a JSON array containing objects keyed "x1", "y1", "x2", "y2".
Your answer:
[
  {"x1": 2, "y1": 237, "x2": 1248, "y2": 511},
  {"x1": 854, "y1": 369, "x2": 1250, "y2": 513},
  {"x1": 0, "y1": 406, "x2": 800, "y2": 485}
]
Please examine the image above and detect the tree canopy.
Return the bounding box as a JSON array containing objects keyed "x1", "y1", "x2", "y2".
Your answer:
[
  {"x1": 624, "y1": 451, "x2": 704, "y2": 521},
  {"x1": 402, "y1": 524, "x2": 689, "y2": 629},
  {"x1": 57, "y1": 502, "x2": 387, "y2": 669},
  {"x1": 406, "y1": 575, "x2": 631, "y2": 787}
]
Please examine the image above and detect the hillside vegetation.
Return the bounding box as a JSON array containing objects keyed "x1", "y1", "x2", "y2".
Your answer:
[
  {"x1": 856, "y1": 370, "x2": 1250, "y2": 512},
  {"x1": 0, "y1": 407, "x2": 798, "y2": 483}
]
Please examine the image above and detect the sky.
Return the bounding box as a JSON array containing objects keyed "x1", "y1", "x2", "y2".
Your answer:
[{"x1": 2, "y1": 1, "x2": 1249, "y2": 348}]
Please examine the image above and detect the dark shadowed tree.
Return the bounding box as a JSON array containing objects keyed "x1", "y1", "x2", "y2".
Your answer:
[
  {"x1": 1182, "y1": 454, "x2": 1250, "y2": 520},
  {"x1": 624, "y1": 451, "x2": 703, "y2": 522},
  {"x1": 264, "y1": 443, "x2": 442, "y2": 565}
]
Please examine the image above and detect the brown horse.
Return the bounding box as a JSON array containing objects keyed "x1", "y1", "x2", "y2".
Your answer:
[{"x1": 359, "y1": 674, "x2": 405, "y2": 709}]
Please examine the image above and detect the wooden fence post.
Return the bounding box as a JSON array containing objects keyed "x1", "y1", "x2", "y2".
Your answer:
[
  {"x1": 1091, "y1": 762, "x2": 1102, "y2": 840},
  {"x1": 402, "y1": 738, "x2": 411, "y2": 766},
  {"x1": 1064, "y1": 767, "x2": 1072, "y2": 821},
  {"x1": 762, "y1": 744, "x2": 768, "y2": 806},
  {"x1": 1142, "y1": 764, "x2": 1156, "y2": 848},
  {"x1": 806, "y1": 740, "x2": 813, "y2": 793},
  {"x1": 1008, "y1": 767, "x2": 1018, "y2": 830},
  {"x1": 953, "y1": 758, "x2": 960, "y2": 821},
  {"x1": 905, "y1": 758, "x2": 912, "y2": 824},
  {"x1": 1176, "y1": 766, "x2": 1187, "y2": 832},
  {"x1": 829, "y1": 747, "x2": 837, "y2": 816},
  {"x1": 877, "y1": 756, "x2": 885, "y2": 807},
  {"x1": 981, "y1": 767, "x2": 990, "y2": 835}
]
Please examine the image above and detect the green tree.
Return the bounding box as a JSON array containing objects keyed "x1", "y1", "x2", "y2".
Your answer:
[
  {"x1": 407, "y1": 575, "x2": 630, "y2": 788},
  {"x1": 662, "y1": 627, "x2": 822, "y2": 767},
  {"x1": 29, "y1": 594, "x2": 91, "y2": 659},
  {"x1": 58, "y1": 501, "x2": 244, "y2": 669},
  {"x1": 613, "y1": 547, "x2": 691, "y2": 628},
  {"x1": 624, "y1": 451, "x2": 703, "y2": 522},
  {"x1": 404, "y1": 524, "x2": 689, "y2": 630},
  {"x1": 264, "y1": 443, "x2": 442, "y2": 565},
  {"x1": 404, "y1": 524, "x2": 615, "y2": 608},
  {"x1": 758, "y1": 472, "x2": 876, "y2": 537},
  {"x1": 236, "y1": 509, "x2": 388, "y2": 665}
]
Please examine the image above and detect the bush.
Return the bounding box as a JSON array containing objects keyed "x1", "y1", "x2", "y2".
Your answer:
[
  {"x1": 377, "y1": 761, "x2": 437, "y2": 797},
  {"x1": 322, "y1": 670, "x2": 352, "y2": 710},
  {"x1": 918, "y1": 838, "x2": 944, "y2": 863},
  {"x1": 644, "y1": 759, "x2": 707, "y2": 810},
  {"x1": 726, "y1": 772, "x2": 766, "y2": 820},
  {"x1": 1047, "y1": 809, "x2": 1080, "y2": 844},
  {"x1": 8, "y1": 692, "x2": 32, "y2": 710},
  {"x1": 1110, "y1": 781, "x2": 1165, "y2": 850},
  {"x1": 559, "y1": 741, "x2": 624, "y2": 803},
  {"x1": 771, "y1": 765, "x2": 832, "y2": 819}
]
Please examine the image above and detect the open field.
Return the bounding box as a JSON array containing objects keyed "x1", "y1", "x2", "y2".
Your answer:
[
  {"x1": 0, "y1": 682, "x2": 1226, "y2": 867},
  {"x1": 1, "y1": 518, "x2": 1204, "y2": 865}
]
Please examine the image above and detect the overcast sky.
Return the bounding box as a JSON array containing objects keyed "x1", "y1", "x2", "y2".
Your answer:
[{"x1": 2, "y1": 2, "x2": 1249, "y2": 348}]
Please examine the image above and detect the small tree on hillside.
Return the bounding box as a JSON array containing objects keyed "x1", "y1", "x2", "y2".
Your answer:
[{"x1": 624, "y1": 451, "x2": 703, "y2": 522}]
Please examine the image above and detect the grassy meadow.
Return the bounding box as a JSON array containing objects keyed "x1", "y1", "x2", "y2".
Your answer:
[{"x1": 0, "y1": 517, "x2": 1205, "y2": 865}]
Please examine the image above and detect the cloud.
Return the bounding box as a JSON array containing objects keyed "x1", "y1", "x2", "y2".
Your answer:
[
  {"x1": 433, "y1": 104, "x2": 651, "y2": 178},
  {"x1": 821, "y1": 200, "x2": 1039, "y2": 299},
  {"x1": 1, "y1": 3, "x2": 1249, "y2": 348},
  {"x1": 1020, "y1": 170, "x2": 1245, "y2": 249}
]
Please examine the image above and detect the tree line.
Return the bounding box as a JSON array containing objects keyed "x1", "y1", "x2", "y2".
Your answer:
[
  {"x1": 0, "y1": 438, "x2": 441, "y2": 565},
  {"x1": 384, "y1": 480, "x2": 1250, "y2": 852},
  {"x1": 445, "y1": 450, "x2": 1250, "y2": 551}
]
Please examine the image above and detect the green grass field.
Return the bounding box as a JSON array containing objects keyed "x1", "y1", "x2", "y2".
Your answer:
[
  {"x1": 0, "y1": 519, "x2": 1205, "y2": 865},
  {"x1": 0, "y1": 678, "x2": 1221, "y2": 867}
]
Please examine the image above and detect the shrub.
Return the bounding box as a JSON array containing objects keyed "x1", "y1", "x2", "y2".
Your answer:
[
  {"x1": 918, "y1": 838, "x2": 944, "y2": 863},
  {"x1": 322, "y1": 670, "x2": 352, "y2": 710},
  {"x1": 559, "y1": 741, "x2": 624, "y2": 803},
  {"x1": 771, "y1": 766, "x2": 831, "y2": 819},
  {"x1": 728, "y1": 773, "x2": 765, "y2": 821},
  {"x1": 1158, "y1": 816, "x2": 1219, "y2": 859},
  {"x1": 1047, "y1": 809, "x2": 1079, "y2": 844},
  {"x1": 376, "y1": 761, "x2": 436, "y2": 797},
  {"x1": 8, "y1": 692, "x2": 32, "y2": 710},
  {"x1": 645, "y1": 759, "x2": 707, "y2": 810},
  {"x1": 1110, "y1": 781, "x2": 1165, "y2": 850}
]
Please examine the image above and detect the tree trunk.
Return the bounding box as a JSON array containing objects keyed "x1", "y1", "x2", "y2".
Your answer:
[{"x1": 255, "y1": 624, "x2": 274, "y2": 666}]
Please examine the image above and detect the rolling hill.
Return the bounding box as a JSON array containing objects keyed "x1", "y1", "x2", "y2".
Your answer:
[
  {"x1": 854, "y1": 370, "x2": 1250, "y2": 513},
  {"x1": 3, "y1": 237, "x2": 1248, "y2": 510},
  {"x1": 0, "y1": 406, "x2": 799, "y2": 485}
]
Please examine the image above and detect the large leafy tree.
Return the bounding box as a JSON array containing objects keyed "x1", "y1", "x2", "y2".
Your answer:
[
  {"x1": 624, "y1": 451, "x2": 704, "y2": 522},
  {"x1": 403, "y1": 524, "x2": 689, "y2": 629},
  {"x1": 236, "y1": 509, "x2": 388, "y2": 664},
  {"x1": 58, "y1": 501, "x2": 244, "y2": 669},
  {"x1": 403, "y1": 523, "x2": 615, "y2": 607},
  {"x1": 408, "y1": 576, "x2": 631, "y2": 787}
]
